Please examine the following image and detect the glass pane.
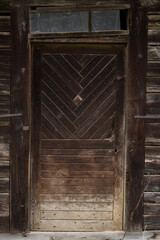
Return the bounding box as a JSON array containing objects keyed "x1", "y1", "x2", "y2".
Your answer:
[
  {"x1": 30, "y1": 12, "x2": 88, "y2": 33},
  {"x1": 91, "y1": 10, "x2": 121, "y2": 31}
]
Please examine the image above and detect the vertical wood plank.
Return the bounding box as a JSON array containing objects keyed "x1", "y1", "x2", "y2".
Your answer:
[
  {"x1": 31, "y1": 47, "x2": 42, "y2": 230},
  {"x1": 125, "y1": 7, "x2": 147, "y2": 231},
  {"x1": 10, "y1": 4, "x2": 30, "y2": 233}
]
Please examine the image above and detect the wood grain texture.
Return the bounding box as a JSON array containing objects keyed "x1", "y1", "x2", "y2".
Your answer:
[
  {"x1": 0, "y1": 17, "x2": 10, "y2": 32},
  {"x1": 41, "y1": 211, "x2": 112, "y2": 220},
  {"x1": 144, "y1": 204, "x2": 160, "y2": 215},
  {"x1": 148, "y1": 14, "x2": 160, "y2": 29},
  {"x1": 125, "y1": 6, "x2": 147, "y2": 232},
  {"x1": 0, "y1": 193, "x2": 9, "y2": 217},
  {"x1": 148, "y1": 46, "x2": 160, "y2": 61},
  {"x1": 148, "y1": 30, "x2": 160, "y2": 44},
  {"x1": 5, "y1": 0, "x2": 130, "y2": 8},
  {"x1": 0, "y1": 216, "x2": 9, "y2": 232},
  {"x1": 144, "y1": 176, "x2": 160, "y2": 192},
  {"x1": 147, "y1": 77, "x2": 160, "y2": 92},
  {"x1": 147, "y1": 61, "x2": 160, "y2": 76},
  {"x1": 38, "y1": 219, "x2": 116, "y2": 231},
  {"x1": 144, "y1": 216, "x2": 160, "y2": 230},
  {"x1": 146, "y1": 9, "x2": 160, "y2": 231},
  {"x1": 10, "y1": 5, "x2": 30, "y2": 233},
  {"x1": 144, "y1": 192, "x2": 160, "y2": 204},
  {"x1": 31, "y1": 44, "x2": 125, "y2": 231},
  {"x1": 0, "y1": 178, "x2": 9, "y2": 193},
  {"x1": 0, "y1": 163, "x2": 9, "y2": 177},
  {"x1": 40, "y1": 194, "x2": 113, "y2": 202},
  {"x1": 0, "y1": 12, "x2": 10, "y2": 234},
  {"x1": 146, "y1": 93, "x2": 160, "y2": 115}
]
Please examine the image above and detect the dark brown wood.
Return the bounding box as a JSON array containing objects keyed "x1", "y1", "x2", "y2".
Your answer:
[
  {"x1": 125, "y1": 6, "x2": 147, "y2": 231},
  {"x1": 0, "y1": 33, "x2": 10, "y2": 47},
  {"x1": 147, "y1": 61, "x2": 160, "y2": 76},
  {"x1": 144, "y1": 216, "x2": 160, "y2": 230},
  {"x1": 0, "y1": 16, "x2": 10, "y2": 32},
  {"x1": 10, "y1": 4, "x2": 30, "y2": 233},
  {"x1": 147, "y1": 77, "x2": 160, "y2": 92},
  {"x1": 134, "y1": 115, "x2": 160, "y2": 119},
  {"x1": 148, "y1": 30, "x2": 160, "y2": 44},
  {"x1": 31, "y1": 44, "x2": 125, "y2": 231},
  {"x1": 0, "y1": 193, "x2": 9, "y2": 216},
  {"x1": 148, "y1": 14, "x2": 160, "y2": 28},
  {"x1": 0, "y1": 216, "x2": 9, "y2": 232},
  {"x1": 144, "y1": 176, "x2": 160, "y2": 192},
  {"x1": 144, "y1": 192, "x2": 160, "y2": 204},
  {"x1": 144, "y1": 204, "x2": 160, "y2": 215},
  {"x1": 0, "y1": 113, "x2": 22, "y2": 118},
  {"x1": 146, "y1": 93, "x2": 160, "y2": 114},
  {"x1": 148, "y1": 46, "x2": 160, "y2": 61},
  {"x1": 3, "y1": 0, "x2": 131, "y2": 8},
  {"x1": 0, "y1": 11, "x2": 10, "y2": 234},
  {"x1": 30, "y1": 31, "x2": 129, "y2": 44},
  {"x1": 0, "y1": 164, "x2": 9, "y2": 177}
]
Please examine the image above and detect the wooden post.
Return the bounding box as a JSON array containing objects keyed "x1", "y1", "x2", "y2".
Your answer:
[
  {"x1": 10, "y1": 4, "x2": 30, "y2": 233},
  {"x1": 125, "y1": 6, "x2": 147, "y2": 231}
]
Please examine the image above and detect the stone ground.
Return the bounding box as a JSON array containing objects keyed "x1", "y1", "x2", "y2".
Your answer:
[{"x1": 0, "y1": 231, "x2": 160, "y2": 240}]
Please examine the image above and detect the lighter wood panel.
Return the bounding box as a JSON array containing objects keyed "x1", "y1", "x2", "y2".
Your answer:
[
  {"x1": 144, "y1": 203, "x2": 160, "y2": 215},
  {"x1": 41, "y1": 155, "x2": 114, "y2": 163},
  {"x1": 38, "y1": 219, "x2": 115, "y2": 231},
  {"x1": 41, "y1": 202, "x2": 112, "y2": 211},
  {"x1": 0, "y1": 178, "x2": 9, "y2": 193},
  {"x1": 41, "y1": 185, "x2": 113, "y2": 194},
  {"x1": 144, "y1": 216, "x2": 160, "y2": 230},
  {"x1": 41, "y1": 149, "x2": 115, "y2": 156},
  {"x1": 144, "y1": 192, "x2": 160, "y2": 204},
  {"x1": 41, "y1": 211, "x2": 112, "y2": 220},
  {"x1": 41, "y1": 177, "x2": 114, "y2": 186},
  {"x1": 0, "y1": 13, "x2": 10, "y2": 233},
  {"x1": 41, "y1": 163, "x2": 114, "y2": 171},
  {"x1": 40, "y1": 194, "x2": 113, "y2": 202},
  {"x1": 147, "y1": 77, "x2": 160, "y2": 92},
  {"x1": 0, "y1": 193, "x2": 9, "y2": 217},
  {"x1": 41, "y1": 140, "x2": 114, "y2": 149},
  {"x1": 41, "y1": 170, "x2": 114, "y2": 178}
]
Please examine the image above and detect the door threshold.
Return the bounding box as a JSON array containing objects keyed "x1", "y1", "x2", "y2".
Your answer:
[{"x1": 0, "y1": 231, "x2": 160, "y2": 240}]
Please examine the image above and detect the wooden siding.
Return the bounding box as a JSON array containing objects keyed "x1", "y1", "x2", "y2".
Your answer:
[
  {"x1": 144, "y1": 12, "x2": 160, "y2": 230},
  {"x1": 0, "y1": 14, "x2": 10, "y2": 233}
]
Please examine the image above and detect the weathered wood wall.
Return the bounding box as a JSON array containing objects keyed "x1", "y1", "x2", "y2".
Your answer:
[
  {"x1": 0, "y1": 0, "x2": 160, "y2": 234},
  {"x1": 144, "y1": 11, "x2": 160, "y2": 230},
  {"x1": 0, "y1": 13, "x2": 10, "y2": 232}
]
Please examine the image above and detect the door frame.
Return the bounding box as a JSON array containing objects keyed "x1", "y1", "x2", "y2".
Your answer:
[{"x1": 10, "y1": 5, "x2": 147, "y2": 233}]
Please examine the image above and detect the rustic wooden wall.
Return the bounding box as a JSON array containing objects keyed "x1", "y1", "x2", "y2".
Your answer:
[
  {"x1": 0, "y1": 13, "x2": 10, "y2": 232},
  {"x1": 144, "y1": 10, "x2": 160, "y2": 230},
  {"x1": 0, "y1": 0, "x2": 160, "y2": 234}
]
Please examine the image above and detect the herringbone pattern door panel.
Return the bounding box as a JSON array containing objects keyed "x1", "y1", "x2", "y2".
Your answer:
[
  {"x1": 31, "y1": 45, "x2": 124, "y2": 232},
  {"x1": 41, "y1": 54, "x2": 116, "y2": 140}
]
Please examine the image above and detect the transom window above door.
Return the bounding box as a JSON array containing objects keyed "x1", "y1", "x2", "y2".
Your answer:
[{"x1": 30, "y1": 10, "x2": 127, "y2": 33}]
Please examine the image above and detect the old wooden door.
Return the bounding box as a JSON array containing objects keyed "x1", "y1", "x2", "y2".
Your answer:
[{"x1": 31, "y1": 44, "x2": 125, "y2": 231}]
